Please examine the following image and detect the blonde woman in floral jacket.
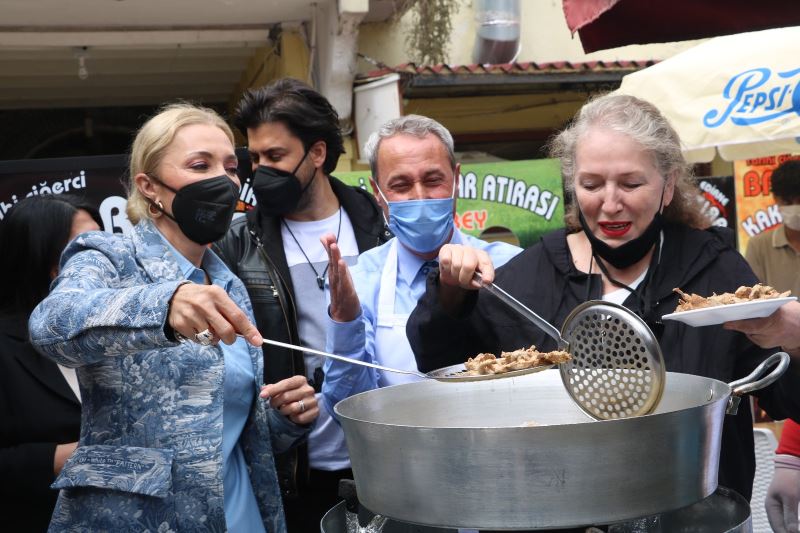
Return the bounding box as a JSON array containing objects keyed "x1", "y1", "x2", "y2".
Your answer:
[{"x1": 29, "y1": 103, "x2": 317, "y2": 532}]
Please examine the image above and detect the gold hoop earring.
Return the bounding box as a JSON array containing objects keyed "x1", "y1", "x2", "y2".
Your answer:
[{"x1": 148, "y1": 200, "x2": 163, "y2": 218}]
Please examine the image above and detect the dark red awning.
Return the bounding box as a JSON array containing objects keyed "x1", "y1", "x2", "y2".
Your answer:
[{"x1": 563, "y1": 0, "x2": 800, "y2": 53}]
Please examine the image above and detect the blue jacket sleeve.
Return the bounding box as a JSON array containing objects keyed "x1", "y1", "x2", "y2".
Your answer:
[{"x1": 28, "y1": 239, "x2": 184, "y2": 368}]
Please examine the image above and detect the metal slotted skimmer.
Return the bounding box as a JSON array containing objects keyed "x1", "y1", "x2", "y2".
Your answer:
[
  {"x1": 472, "y1": 274, "x2": 665, "y2": 420},
  {"x1": 559, "y1": 300, "x2": 665, "y2": 420}
]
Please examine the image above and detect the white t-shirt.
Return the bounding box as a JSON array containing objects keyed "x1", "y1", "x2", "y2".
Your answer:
[
  {"x1": 602, "y1": 268, "x2": 648, "y2": 306},
  {"x1": 281, "y1": 208, "x2": 358, "y2": 471}
]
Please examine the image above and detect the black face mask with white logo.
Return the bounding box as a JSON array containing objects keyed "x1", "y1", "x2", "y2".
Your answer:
[
  {"x1": 251, "y1": 149, "x2": 315, "y2": 216},
  {"x1": 147, "y1": 174, "x2": 239, "y2": 245}
]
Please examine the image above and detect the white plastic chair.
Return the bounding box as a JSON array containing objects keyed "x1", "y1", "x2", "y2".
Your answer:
[{"x1": 751, "y1": 427, "x2": 778, "y2": 533}]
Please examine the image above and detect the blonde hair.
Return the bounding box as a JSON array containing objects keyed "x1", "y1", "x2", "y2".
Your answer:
[
  {"x1": 126, "y1": 103, "x2": 234, "y2": 224},
  {"x1": 549, "y1": 93, "x2": 710, "y2": 231}
]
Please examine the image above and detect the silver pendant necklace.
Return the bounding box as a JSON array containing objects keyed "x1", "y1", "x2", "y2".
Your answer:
[{"x1": 282, "y1": 207, "x2": 342, "y2": 290}]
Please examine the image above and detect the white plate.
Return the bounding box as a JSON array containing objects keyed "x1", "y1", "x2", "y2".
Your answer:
[{"x1": 662, "y1": 296, "x2": 797, "y2": 327}]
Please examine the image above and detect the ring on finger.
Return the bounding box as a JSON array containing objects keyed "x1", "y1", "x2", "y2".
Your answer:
[
  {"x1": 194, "y1": 329, "x2": 216, "y2": 346},
  {"x1": 298, "y1": 399, "x2": 306, "y2": 413}
]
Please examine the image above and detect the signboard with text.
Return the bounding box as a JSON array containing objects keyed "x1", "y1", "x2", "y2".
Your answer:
[
  {"x1": 337, "y1": 159, "x2": 565, "y2": 248},
  {"x1": 0, "y1": 154, "x2": 132, "y2": 233},
  {"x1": 0, "y1": 151, "x2": 254, "y2": 234},
  {"x1": 0, "y1": 155, "x2": 566, "y2": 249},
  {"x1": 696, "y1": 176, "x2": 737, "y2": 232},
  {"x1": 733, "y1": 153, "x2": 800, "y2": 253}
]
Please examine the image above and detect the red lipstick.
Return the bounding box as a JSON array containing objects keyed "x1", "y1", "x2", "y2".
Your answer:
[{"x1": 598, "y1": 221, "x2": 631, "y2": 238}]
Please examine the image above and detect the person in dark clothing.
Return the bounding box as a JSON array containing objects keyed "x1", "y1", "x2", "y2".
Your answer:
[
  {"x1": 213, "y1": 78, "x2": 390, "y2": 530},
  {"x1": 0, "y1": 194, "x2": 101, "y2": 531},
  {"x1": 407, "y1": 93, "x2": 800, "y2": 501}
]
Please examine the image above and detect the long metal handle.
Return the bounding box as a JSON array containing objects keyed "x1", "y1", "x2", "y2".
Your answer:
[
  {"x1": 260, "y1": 337, "x2": 428, "y2": 379},
  {"x1": 473, "y1": 272, "x2": 568, "y2": 349}
]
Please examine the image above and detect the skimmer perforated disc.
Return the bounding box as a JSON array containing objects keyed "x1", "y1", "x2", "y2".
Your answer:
[{"x1": 559, "y1": 300, "x2": 665, "y2": 420}]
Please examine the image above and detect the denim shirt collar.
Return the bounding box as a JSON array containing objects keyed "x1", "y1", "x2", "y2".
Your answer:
[{"x1": 149, "y1": 223, "x2": 234, "y2": 291}]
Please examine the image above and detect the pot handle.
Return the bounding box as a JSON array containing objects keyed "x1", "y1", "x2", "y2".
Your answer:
[{"x1": 726, "y1": 352, "x2": 790, "y2": 415}]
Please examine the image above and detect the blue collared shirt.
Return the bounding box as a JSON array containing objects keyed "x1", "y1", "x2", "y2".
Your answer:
[
  {"x1": 323, "y1": 230, "x2": 521, "y2": 416},
  {"x1": 157, "y1": 233, "x2": 265, "y2": 533}
]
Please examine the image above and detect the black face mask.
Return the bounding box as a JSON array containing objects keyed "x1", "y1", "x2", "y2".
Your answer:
[
  {"x1": 252, "y1": 149, "x2": 315, "y2": 216},
  {"x1": 147, "y1": 174, "x2": 239, "y2": 245},
  {"x1": 578, "y1": 187, "x2": 666, "y2": 270}
]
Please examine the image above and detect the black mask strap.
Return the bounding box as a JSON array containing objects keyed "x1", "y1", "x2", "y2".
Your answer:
[
  {"x1": 592, "y1": 251, "x2": 646, "y2": 308},
  {"x1": 147, "y1": 173, "x2": 177, "y2": 193},
  {"x1": 144, "y1": 174, "x2": 178, "y2": 223},
  {"x1": 294, "y1": 147, "x2": 317, "y2": 196},
  {"x1": 592, "y1": 240, "x2": 664, "y2": 338},
  {"x1": 584, "y1": 254, "x2": 595, "y2": 303}
]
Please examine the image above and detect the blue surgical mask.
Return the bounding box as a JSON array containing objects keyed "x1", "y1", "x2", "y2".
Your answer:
[{"x1": 376, "y1": 181, "x2": 456, "y2": 254}]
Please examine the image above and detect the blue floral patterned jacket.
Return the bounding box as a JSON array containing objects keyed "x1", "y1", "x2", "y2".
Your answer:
[{"x1": 29, "y1": 220, "x2": 308, "y2": 533}]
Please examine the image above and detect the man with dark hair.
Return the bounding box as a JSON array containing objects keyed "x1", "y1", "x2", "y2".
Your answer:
[
  {"x1": 745, "y1": 158, "x2": 800, "y2": 296},
  {"x1": 214, "y1": 77, "x2": 389, "y2": 531}
]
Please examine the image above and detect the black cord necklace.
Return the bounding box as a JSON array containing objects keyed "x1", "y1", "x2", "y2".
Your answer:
[
  {"x1": 282, "y1": 207, "x2": 342, "y2": 290},
  {"x1": 584, "y1": 236, "x2": 664, "y2": 337}
]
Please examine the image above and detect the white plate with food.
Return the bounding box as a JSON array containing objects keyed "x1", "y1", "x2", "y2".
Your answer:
[{"x1": 662, "y1": 284, "x2": 795, "y2": 327}]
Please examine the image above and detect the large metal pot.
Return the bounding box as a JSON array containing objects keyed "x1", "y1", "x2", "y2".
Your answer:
[{"x1": 334, "y1": 353, "x2": 787, "y2": 530}]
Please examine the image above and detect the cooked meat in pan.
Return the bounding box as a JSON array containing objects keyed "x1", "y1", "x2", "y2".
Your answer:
[{"x1": 463, "y1": 345, "x2": 571, "y2": 375}]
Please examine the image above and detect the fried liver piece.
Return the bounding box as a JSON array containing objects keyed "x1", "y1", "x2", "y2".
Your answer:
[{"x1": 463, "y1": 345, "x2": 571, "y2": 375}]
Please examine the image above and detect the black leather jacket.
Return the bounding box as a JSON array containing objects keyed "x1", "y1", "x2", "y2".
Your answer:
[{"x1": 213, "y1": 177, "x2": 390, "y2": 498}]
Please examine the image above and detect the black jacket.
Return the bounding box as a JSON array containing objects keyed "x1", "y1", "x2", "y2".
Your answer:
[
  {"x1": 213, "y1": 177, "x2": 389, "y2": 498},
  {"x1": 408, "y1": 224, "x2": 800, "y2": 500},
  {"x1": 0, "y1": 315, "x2": 81, "y2": 532}
]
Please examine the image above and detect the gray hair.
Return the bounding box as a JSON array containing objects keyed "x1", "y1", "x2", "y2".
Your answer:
[
  {"x1": 549, "y1": 93, "x2": 709, "y2": 230},
  {"x1": 363, "y1": 114, "x2": 456, "y2": 179}
]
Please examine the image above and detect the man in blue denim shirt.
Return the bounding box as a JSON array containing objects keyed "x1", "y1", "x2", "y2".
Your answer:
[{"x1": 320, "y1": 115, "x2": 521, "y2": 415}]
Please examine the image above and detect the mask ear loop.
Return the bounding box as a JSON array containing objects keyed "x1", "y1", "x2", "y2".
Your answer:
[
  {"x1": 294, "y1": 147, "x2": 317, "y2": 196},
  {"x1": 373, "y1": 180, "x2": 392, "y2": 227},
  {"x1": 144, "y1": 174, "x2": 178, "y2": 222}
]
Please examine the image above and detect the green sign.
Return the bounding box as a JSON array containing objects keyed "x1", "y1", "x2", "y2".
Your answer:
[{"x1": 337, "y1": 159, "x2": 565, "y2": 248}]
